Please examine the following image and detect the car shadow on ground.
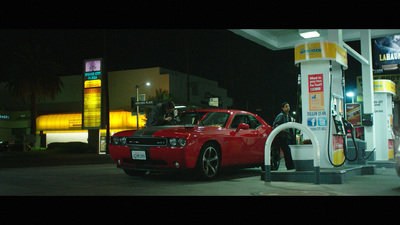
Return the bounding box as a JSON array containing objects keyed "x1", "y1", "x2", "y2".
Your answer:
[{"x1": 134, "y1": 167, "x2": 262, "y2": 183}]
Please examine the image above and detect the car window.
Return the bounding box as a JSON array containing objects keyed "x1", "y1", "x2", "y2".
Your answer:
[
  {"x1": 248, "y1": 115, "x2": 262, "y2": 129},
  {"x1": 201, "y1": 112, "x2": 229, "y2": 127},
  {"x1": 178, "y1": 111, "x2": 229, "y2": 127},
  {"x1": 178, "y1": 112, "x2": 208, "y2": 125},
  {"x1": 230, "y1": 114, "x2": 262, "y2": 129}
]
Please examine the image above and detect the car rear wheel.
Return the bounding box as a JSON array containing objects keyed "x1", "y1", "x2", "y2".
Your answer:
[{"x1": 195, "y1": 143, "x2": 220, "y2": 180}]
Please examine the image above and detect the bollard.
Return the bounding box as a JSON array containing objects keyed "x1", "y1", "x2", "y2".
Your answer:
[{"x1": 264, "y1": 122, "x2": 321, "y2": 184}]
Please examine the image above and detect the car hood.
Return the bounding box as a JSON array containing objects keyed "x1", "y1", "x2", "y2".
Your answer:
[{"x1": 132, "y1": 125, "x2": 201, "y2": 137}]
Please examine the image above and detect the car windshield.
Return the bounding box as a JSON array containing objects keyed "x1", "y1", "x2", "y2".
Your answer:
[{"x1": 178, "y1": 111, "x2": 229, "y2": 128}]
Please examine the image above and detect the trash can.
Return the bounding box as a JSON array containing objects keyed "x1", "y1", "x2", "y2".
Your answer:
[{"x1": 289, "y1": 144, "x2": 314, "y2": 171}]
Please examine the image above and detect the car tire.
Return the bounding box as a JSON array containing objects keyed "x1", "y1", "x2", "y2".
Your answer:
[
  {"x1": 195, "y1": 143, "x2": 220, "y2": 180},
  {"x1": 123, "y1": 169, "x2": 147, "y2": 176}
]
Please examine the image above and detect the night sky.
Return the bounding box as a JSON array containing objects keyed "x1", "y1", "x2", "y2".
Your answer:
[{"x1": 0, "y1": 29, "x2": 361, "y2": 124}]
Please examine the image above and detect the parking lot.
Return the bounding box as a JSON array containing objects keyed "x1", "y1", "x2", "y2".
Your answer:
[{"x1": 0, "y1": 153, "x2": 400, "y2": 196}]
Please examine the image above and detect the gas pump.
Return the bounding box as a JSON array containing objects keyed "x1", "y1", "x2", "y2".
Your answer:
[
  {"x1": 373, "y1": 79, "x2": 396, "y2": 160},
  {"x1": 329, "y1": 90, "x2": 349, "y2": 166},
  {"x1": 329, "y1": 91, "x2": 360, "y2": 166},
  {"x1": 295, "y1": 41, "x2": 349, "y2": 168}
]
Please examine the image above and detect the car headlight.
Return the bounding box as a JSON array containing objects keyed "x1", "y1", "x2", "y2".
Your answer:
[
  {"x1": 120, "y1": 137, "x2": 127, "y2": 145},
  {"x1": 112, "y1": 137, "x2": 120, "y2": 145},
  {"x1": 169, "y1": 138, "x2": 177, "y2": 146},
  {"x1": 169, "y1": 138, "x2": 187, "y2": 147},
  {"x1": 112, "y1": 137, "x2": 127, "y2": 145},
  {"x1": 178, "y1": 138, "x2": 186, "y2": 147}
]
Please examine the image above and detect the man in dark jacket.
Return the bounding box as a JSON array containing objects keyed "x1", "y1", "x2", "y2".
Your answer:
[
  {"x1": 272, "y1": 102, "x2": 295, "y2": 170},
  {"x1": 145, "y1": 101, "x2": 175, "y2": 127}
]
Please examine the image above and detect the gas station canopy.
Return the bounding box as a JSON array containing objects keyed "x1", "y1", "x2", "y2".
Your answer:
[
  {"x1": 229, "y1": 29, "x2": 400, "y2": 51},
  {"x1": 230, "y1": 29, "x2": 400, "y2": 167}
]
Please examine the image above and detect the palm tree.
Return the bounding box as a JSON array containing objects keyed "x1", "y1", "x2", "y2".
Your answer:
[{"x1": 5, "y1": 43, "x2": 65, "y2": 137}]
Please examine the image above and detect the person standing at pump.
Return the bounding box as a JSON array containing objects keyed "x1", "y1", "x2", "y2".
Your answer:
[
  {"x1": 272, "y1": 102, "x2": 295, "y2": 170},
  {"x1": 145, "y1": 101, "x2": 176, "y2": 127}
]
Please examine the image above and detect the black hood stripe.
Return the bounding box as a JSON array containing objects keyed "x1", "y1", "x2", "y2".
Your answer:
[{"x1": 132, "y1": 126, "x2": 182, "y2": 137}]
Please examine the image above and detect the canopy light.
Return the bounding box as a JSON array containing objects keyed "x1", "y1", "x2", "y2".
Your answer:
[{"x1": 299, "y1": 31, "x2": 320, "y2": 39}]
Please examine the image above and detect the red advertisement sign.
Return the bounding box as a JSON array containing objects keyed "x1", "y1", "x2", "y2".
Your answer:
[
  {"x1": 346, "y1": 103, "x2": 361, "y2": 126},
  {"x1": 308, "y1": 74, "x2": 324, "y2": 92},
  {"x1": 308, "y1": 74, "x2": 324, "y2": 111}
]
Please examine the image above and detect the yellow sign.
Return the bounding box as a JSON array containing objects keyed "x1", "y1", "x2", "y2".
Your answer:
[
  {"x1": 357, "y1": 75, "x2": 400, "y2": 101},
  {"x1": 83, "y1": 58, "x2": 103, "y2": 129},
  {"x1": 295, "y1": 41, "x2": 348, "y2": 69},
  {"x1": 373, "y1": 79, "x2": 396, "y2": 95},
  {"x1": 84, "y1": 79, "x2": 101, "y2": 88},
  {"x1": 36, "y1": 111, "x2": 147, "y2": 131},
  {"x1": 83, "y1": 88, "x2": 101, "y2": 128}
]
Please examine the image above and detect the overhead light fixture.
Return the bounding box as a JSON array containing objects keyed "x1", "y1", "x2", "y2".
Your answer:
[{"x1": 299, "y1": 30, "x2": 320, "y2": 39}]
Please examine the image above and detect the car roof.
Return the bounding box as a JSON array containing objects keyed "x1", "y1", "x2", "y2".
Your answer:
[
  {"x1": 183, "y1": 109, "x2": 251, "y2": 114},
  {"x1": 183, "y1": 109, "x2": 268, "y2": 124}
]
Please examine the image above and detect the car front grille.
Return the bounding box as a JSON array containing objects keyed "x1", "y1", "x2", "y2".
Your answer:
[{"x1": 126, "y1": 137, "x2": 168, "y2": 146}]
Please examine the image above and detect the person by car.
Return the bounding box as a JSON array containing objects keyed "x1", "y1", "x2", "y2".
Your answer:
[
  {"x1": 272, "y1": 102, "x2": 295, "y2": 170},
  {"x1": 145, "y1": 101, "x2": 176, "y2": 127}
]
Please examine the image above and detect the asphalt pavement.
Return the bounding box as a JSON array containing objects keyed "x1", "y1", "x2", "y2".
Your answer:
[
  {"x1": 1, "y1": 151, "x2": 400, "y2": 196},
  {"x1": 0, "y1": 151, "x2": 114, "y2": 168}
]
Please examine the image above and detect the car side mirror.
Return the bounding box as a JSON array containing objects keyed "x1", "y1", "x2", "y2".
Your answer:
[{"x1": 236, "y1": 123, "x2": 249, "y2": 132}]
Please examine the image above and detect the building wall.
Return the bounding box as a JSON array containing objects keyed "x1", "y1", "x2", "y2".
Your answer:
[
  {"x1": 160, "y1": 68, "x2": 233, "y2": 108},
  {"x1": 0, "y1": 67, "x2": 233, "y2": 145},
  {"x1": 108, "y1": 67, "x2": 170, "y2": 110},
  {"x1": 5, "y1": 67, "x2": 232, "y2": 114},
  {"x1": 0, "y1": 110, "x2": 31, "y2": 142}
]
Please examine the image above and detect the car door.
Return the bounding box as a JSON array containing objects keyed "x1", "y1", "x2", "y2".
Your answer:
[
  {"x1": 247, "y1": 115, "x2": 269, "y2": 163},
  {"x1": 228, "y1": 114, "x2": 259, "y2": 165}
]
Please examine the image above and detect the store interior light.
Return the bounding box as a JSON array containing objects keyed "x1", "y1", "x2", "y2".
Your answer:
[
  {"x1": 346, "y1": 92, "x2": 354, "y2": 97},
  {"x1": 299, "y1": 30, "x2": 320, "y2": 39}
]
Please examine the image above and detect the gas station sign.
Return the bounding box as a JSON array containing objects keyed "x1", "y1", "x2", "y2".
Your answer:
[
  {"x1": 295, "y1": 41, "x2": 348, "y2": 69},
  {"x1": 356, "y1": 75, "x2": 398, "y2": 101},
  {"x1": 82, "y1": 58, "x2": 103, "y2": 129}
]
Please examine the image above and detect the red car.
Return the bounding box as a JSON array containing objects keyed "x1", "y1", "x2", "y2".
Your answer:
[{"x1": 109, "y1": 109, "x2": 273, "y2": 179}]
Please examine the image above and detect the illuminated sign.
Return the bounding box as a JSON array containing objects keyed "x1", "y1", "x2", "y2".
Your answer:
[
  {"x1": 85, "y1": 60, "x2": 101, "y2": 72},
  {"x1": 357, "y1": 76, "x2": 397, "y2": 102},
  {"x1": 373, "y1": 35, "x2": 400, "y2": 68},
  {"x1": 0, "y1": 115, "x2": 10, "y2": 119},
  {"x1": 84, "y1": 79, "x2": 101, "y2": 88},
  {"x1": 373, "y1": 79, "x2": 396, "y2": 95},
  {"x1": 295, "y1": 41, "x2": 348, "y2": 69},
  {"x1": 82, "y1": 58, "x2": 102, "y2": 129}
]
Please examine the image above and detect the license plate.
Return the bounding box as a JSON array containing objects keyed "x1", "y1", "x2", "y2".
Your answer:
[{"x1": 132, "y1": 150, "x2": 146, "y2": 160}]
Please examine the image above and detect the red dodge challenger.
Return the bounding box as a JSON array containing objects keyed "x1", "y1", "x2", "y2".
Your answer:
[{"x1": 109, "y1": 109, "x2": 273, "y2": 179}]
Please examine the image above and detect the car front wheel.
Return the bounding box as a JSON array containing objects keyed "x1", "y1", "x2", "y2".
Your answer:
[{"x1": 195, "y1": 143, "x2": 220, "y2": 180}]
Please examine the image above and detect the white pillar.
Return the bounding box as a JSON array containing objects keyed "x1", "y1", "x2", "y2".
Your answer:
[
  {"x1": 360, "y1": 29, "x2": 376, "y2": 157},
  {"x1": 328, "y1": 29, "x2": 343, "y2": 46}
]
